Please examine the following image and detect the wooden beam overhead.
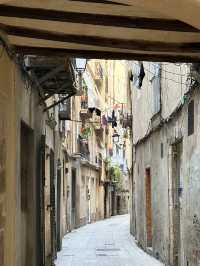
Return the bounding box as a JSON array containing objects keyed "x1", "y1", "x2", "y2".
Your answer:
[
  {"x1": 4, "y1": 25, "x2": 200, "y2": 54},
  {"x1": 14, "y1": 46, "x2": 200, "y2": 63},
  {"x1": 0, "y1": 1, "x2": 199, "y2": 62},
  {"x1": 107, "y1": 0, "x2": 200, "y2": 30},
  {"x1": 68, "y1": 0, "x2": 129, "y2": 6},
  {"x1": 2, "y1": 17, "x2": 200, "y2": 44},
  {"x1": 0, "y1": 5, "x2": 198, "y2": 32},
  {"x1": 0, "y1": 0, "x2": 171, "y2": 18}
]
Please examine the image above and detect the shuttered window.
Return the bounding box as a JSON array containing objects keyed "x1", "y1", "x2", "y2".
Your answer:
[
  {"x1": 161, "y1": 143, "x2": 164, "y2": 158},
  {"x1": 188, "y1": 100, "x2": 194, "y2": 136}
]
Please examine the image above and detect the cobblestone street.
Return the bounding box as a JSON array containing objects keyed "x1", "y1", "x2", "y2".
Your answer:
[{"x1": 55, "y1": 215, "x2": 163, "y2": 266}]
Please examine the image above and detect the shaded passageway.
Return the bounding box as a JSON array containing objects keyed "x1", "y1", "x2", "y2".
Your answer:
[{"x1": 55, "y1": 215, "x2": 163, "y2": 266}]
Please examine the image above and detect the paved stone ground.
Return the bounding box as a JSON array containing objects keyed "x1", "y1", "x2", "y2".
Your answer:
[{"x1": 55, "y1": 215, "x2": 164, "y2": 266}]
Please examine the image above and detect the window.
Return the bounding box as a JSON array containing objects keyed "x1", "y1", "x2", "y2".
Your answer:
[
  {"x1": 63, "y1": 160, "x2": 65, "y2": 197},
  {"x1": 105, "y1": 76, "x2": 108, "y2": 94},
  {"x1": 188, "y1": 100, "x2": 194, "y2": 136},
  {"x1": 81, "y1": 176, "x2": 85, "y2": 188},
  {"x1": 152, "y1": 63, "x2": 161, "y2": 115},
  {"x1": 161, "y1": 143, "x2": 164, "y2": 158}
]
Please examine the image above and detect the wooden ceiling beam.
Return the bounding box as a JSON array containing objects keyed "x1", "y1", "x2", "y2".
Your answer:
[
  {"x1": 1, "y1": 0, "x2": 200, "y2": 30},
  {"x1": 4, "y1": 25, "x2": 200, "y2": 54},
  {"x1": 2, "y1": 17, "x2": 200, "y2": 44},
  {"x1": 0, "y1": 0, "x2": 169, "y2": 18},
  {"x1": 14, "y1": 46, "x2": 200, "y2": 63},
  {"x1": 0, "y1": 5, "x2": 198, "y2": 32},
  {"x1": 109, "y1": 0, "x2": 200, "y2": 31},
  {"x1": 68, "y1": 0, "x2": 129, "y2": 6}
]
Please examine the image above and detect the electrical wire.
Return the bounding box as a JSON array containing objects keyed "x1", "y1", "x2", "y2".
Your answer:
[
  {"x1": 131, "y1": 61, "x2": 189, "y2": 85},
  {"x1": 67, "y1": 118, "x2": 101, "y2": 124}
]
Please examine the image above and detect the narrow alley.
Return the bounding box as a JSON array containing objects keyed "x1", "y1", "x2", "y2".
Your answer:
[
  {"x1": 55, "y1": 215, "x2": 163, "y2": 266},
  {"x1": 1, "y1": 2, "x2": 200, "y2": 266}
]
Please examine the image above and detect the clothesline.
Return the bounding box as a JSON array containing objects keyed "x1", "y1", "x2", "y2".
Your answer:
[{"x1": 131, "y1": 62, "x2": 189, "y2": 85}]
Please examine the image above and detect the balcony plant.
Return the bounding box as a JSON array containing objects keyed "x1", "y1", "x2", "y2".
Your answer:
[{"x1": 80, "y1": 126, "x2": 92, "y2": 139}]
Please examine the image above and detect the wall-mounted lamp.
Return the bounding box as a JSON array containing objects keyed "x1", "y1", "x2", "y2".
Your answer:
[
  {"x1": 75, "y1": 58, "x2": 87, "y2": 95},
  {"x1": 75, "y1": 58, "x2": 87, "y2": 74}
]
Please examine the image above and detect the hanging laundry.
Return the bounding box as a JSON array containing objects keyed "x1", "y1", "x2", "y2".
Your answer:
[
  {"x1": 107, "y1": 116, "x2": 113, "y2": 123},
  {"x1": 131, "y1": 61, "x2": 145, "y2": 89},
  {"x1": 138, "y1": 62, "x2": 145, "y2": 88},
  {"x1": 112, "y1": 110, "x2": 117, "y2": 128},
  {"x1": 95, "y1": 108, "x2": 101, "y2": 117},
  {"x1": 102, "y1": 115, "x2": 108, "y2": 126},
  {"x1": 129, "y1": 71, "x2": 134, "y2": 82},
  {"x1": 88, "y1": 107, "x2": 95, "y2": 114}
]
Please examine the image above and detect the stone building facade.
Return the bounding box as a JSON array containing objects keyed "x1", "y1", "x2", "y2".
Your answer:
[
  {"x1": 0, "y1": 49, "x2": 132, "y2": 266},
  {"x1": 0, "y1": 44, "x2": 78, "y2": 266},
  {"x1": 87, "y1": 60, "x2": 132, "y2": 218},
  {"x1": 0, "y1": 49, "x2": 47, "y2": 266},
  {"x1": 130, "y1": 61, "x2": 200, "y2": 266}
]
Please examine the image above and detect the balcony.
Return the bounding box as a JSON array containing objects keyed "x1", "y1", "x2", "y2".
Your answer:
[
  {"x1": 25, "y1": 56, "x2": 76, "y2": 111},
  {"x1": 95, "y1": 127, "x2": 103, "y2": 139},
  {"x1": 122, "y1": 114, "x2": 133, "y2": 129},
  {"x1": 80, "y1": 96, "x2": 92, "y2": 120},
  {"x1": 81, "y1": 100, "x2": 88, "y2": 110},
  {"x1": 94, "y1": 62, "x2": 103, "y2": 88},
  {"x1": 78, "y1": 136, "x2": 90, "y2": 160},
  {"x1": 59, "y1": 98, "x2": 71, "y2": 121}
]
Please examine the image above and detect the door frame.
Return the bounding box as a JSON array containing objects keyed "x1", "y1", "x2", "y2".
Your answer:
[
  {"x1": 71, "y1": 168, "x2": 76, "y2": 229},
  {"x1": 170, "y1": 140, "x2": 183, "y2": 266},
  {"x1": 145, "y1": 167, "x2": 152, "y2": 248}
]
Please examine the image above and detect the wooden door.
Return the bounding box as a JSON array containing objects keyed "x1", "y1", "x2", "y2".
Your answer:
[{"x1": 146, "y1": 168, "x2": 152, "y2": 247}]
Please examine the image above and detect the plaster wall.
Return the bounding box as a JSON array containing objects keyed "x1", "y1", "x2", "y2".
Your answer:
[
  {"x1": 79, "y1": 165, "x2": 99, "y2": 225},
  {"x1": 133, "y1": 88, "x2": 200, "y2": 266},
  {"x1": 0, "y1": 48, "x2": 45, "y2": 266},
  {"x1": 131, "y1": 62, "x2": 190, "y2": 144},
  {"x1": 15, "y1": 59, "x2": 45, "y2": 266}
]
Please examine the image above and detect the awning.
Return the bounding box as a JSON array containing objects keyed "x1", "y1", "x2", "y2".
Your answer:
[{"x1": 0, "y1": 1, "x2": 199, "y2": 62}]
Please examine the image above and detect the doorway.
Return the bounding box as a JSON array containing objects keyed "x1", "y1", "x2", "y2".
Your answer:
[
  {"x1": 50, "y1": 150, "x2": 56, "y2": 262},
  {"x1": 111, "y1": 190, "x2": 115, "y2": 216},
  {"x1": 117, "y1": 196, "x2": 121, "y2": 215},
  {"x1": 86, "y1": 177, "x2": 91, "y2": 224},
  {"x1": 145, "y1": 168, "x2": 152, "y2": 248},
  {"x1": 20, "y1": 122, "x2": 34, "y2": 266},
  {"x1": 71, "y1": 169, "x2": 76, "y2": 229},
  {"x1": 171, "y1": 141, "x2": 182, "y2": 266},
  {"x1": 104, "y1": 184, "x2": 108, "y2": 219},
  {"x1": 44, "y1": 147, "x2": 56, "y2": 265},
  {"x1": 57, "y1": 163, "x2": 62, "y2": 251}
]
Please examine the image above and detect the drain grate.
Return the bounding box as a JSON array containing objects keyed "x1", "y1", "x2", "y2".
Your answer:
[{"x1": 96, "y1": 248, "x2": 120, "y2": 252}]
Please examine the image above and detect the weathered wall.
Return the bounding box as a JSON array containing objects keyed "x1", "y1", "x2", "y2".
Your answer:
[
  {"x1": 0, "y1": 46, "x2": 45, "y2": 266},
  {"x1": 15, "y1": 59, "x2": 45, "y2": 266},
  {"x1": 133, "y1": 87, "x2": 200, "y2": 265},
  {"x1": 79, "y1": 165, "x2": 99, "y2": 225},
  {"x1": 131, "y1": 62, "x2": 190, "y2": 144},
  {"x1": 0, "y1": 50, "x2": 13, "y2": 266}
]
